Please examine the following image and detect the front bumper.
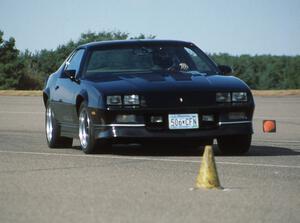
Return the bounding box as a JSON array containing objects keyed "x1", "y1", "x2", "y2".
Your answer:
[
  {"x1": 93, "y1": 121, "x2": 253, "y2": 143},
  {"x1": 89, "y1": 103, "x2": 254, "y2": 143}
]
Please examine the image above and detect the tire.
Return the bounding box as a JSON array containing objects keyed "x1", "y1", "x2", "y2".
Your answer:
[
  {"x1": 78, "y1": 103, "x2": 110, "y2": 154},
  {"x1": 217, "y1": 134, "x2": 252, "y2": 155},
  {"x1": 45, "y1": 101, "x2": 73, "y2": 148}
]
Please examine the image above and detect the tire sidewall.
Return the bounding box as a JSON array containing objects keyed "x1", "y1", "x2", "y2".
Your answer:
[
  {"x1": 79, "y1": 103, "x2": 97, "y2": 154},
  {"x1": 45, "y1": 101, "x2": 60, "y2": 147}
]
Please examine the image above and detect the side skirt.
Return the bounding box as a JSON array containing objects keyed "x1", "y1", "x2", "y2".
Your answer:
[{"x1": 59, "y1": 122, "x2": 79, "y2": 138}]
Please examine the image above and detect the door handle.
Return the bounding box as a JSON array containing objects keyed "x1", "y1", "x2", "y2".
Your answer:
[{"x1": 55, "y1": 86, "x2": 59, "y2": 90}]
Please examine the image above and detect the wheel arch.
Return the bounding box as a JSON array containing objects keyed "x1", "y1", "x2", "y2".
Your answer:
[
  {"x1": 43, "y1": 89, "x2": 50, "y2": 107},
  {"x1": 75, "y1": 91, "x2": 89, "y2": 116}
]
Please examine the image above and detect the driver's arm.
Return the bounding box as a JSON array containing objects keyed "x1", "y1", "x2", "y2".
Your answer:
[{"x1": 179, "y1": 63, "x2": 189, "y2": 71}]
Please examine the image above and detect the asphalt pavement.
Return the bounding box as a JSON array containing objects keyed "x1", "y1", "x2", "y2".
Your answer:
[{"x1": 0, "y1": 95, "x2": 299, "y2": 223}]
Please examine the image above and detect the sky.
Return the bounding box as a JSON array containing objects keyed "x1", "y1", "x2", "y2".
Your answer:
[{"x1": 0, "y1": 0, "x2": 299, "y2": 55}]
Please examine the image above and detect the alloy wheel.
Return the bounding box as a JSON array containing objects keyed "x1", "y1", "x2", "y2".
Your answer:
[
  {"x1": 46, "y1": 106, "x2": 53, "y2": 142},
  {"x1": 79, "y1": 109, "x2": 90, "y2": 149}
]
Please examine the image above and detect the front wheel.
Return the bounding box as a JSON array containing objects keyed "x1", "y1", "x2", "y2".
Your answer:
[
  {"x1": 78, "y1": 103, "x2": 110, "y2": 154},
  {"x1": 217, "y1": 134, "x2": 252, "y2": 155}
]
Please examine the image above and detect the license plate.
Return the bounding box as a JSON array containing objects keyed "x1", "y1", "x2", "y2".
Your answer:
[{"x1": 168, "y1": 114, "x2": 199, "y2": 130}]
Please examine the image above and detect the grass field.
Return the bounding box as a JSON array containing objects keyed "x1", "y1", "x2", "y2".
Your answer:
[
  {"x1": 251, "y1": 89, "x2": 300, "y2": 96},
  {"x1": 0, "y1": 89, "x2": 300, "y2": 97}
]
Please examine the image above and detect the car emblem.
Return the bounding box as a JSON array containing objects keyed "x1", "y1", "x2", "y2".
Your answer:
[{"x1": 179, "y1": 97, "x2": 183, "y2": 103}]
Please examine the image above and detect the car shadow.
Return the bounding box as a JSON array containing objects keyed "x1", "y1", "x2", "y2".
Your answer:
[
  {"x1": 73, "y1": 144, "x2": 300, "y2": 157},
  {"x1": 245, "y1": 145, "x2": 300, "y2": 156}
]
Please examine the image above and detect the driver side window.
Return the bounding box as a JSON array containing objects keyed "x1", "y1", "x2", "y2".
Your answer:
[{"x1": 65, "y1": 49, "x2": 85, "y2": 75}]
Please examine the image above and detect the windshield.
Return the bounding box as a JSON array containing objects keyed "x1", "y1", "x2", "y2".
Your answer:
[{"x1": 83, "y1": 45, "x2": 218, "y2": 77}]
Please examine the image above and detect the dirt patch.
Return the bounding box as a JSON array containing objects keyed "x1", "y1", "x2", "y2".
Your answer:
[
  {"x1": 252, "y1": 89, "x2": 300, "y2": 96},
  {"x1": 0, "y1": 90, "x2": 43, "y2": 96}
]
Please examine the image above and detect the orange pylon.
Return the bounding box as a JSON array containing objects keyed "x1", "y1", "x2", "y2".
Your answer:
[{"x1": 263, "y1": 120, "x2": 276, "y2": 133}]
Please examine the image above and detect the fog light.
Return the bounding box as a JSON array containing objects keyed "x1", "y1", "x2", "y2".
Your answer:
[
  {"x1": 150, "y1": 116, "x2": 163, "y2": 123},
  {"x1": 228, "y1": 112, "x2": 247, "y2": 120},
  {"x1": 116, "y1": 114, "x2": 137, "y2": 123},
  {"x1": 202, "y1": 115, "x2": 214, "y2": 122}
]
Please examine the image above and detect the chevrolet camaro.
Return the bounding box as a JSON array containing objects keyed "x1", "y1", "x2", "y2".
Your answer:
[{"x1": 43, "y1": 40, "x2": 255, "y2": 154}]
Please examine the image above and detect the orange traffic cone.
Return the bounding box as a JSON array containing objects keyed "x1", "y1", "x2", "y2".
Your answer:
[
  {"x1": 263, "y1": 120, "x2": 276, "y2": 133},
  {"x1": 195, "y1": 145, "x2": 222, "y2": 189}
]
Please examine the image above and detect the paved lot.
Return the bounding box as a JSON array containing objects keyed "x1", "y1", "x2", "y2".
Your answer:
[{"x1": 0, "y1": 96, "x2": 299, "y2": 223}]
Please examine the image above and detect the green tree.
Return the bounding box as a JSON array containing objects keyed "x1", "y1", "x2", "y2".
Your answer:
[
  {"x1": 2, "y1": 29, "x2": 299, "y2": 90},
  {"x1": 210, "y1": 53, "x2": 300, "y2": 90},
  {"x1": 0, "y1": 31, "x2": 25, "y2": 89}
]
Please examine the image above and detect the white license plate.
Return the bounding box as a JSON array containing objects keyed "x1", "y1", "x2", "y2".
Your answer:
[{"x1": 168, "y1": 114, "x2": 199, "y2": 130}]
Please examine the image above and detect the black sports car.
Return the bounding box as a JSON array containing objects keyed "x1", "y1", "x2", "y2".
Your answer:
[{"x1": 43, "y1": 40, "x2": 255, "y2": 154}]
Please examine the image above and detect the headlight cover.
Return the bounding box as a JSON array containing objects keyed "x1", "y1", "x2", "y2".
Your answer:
[
  {"x1": 106, "y1": 95, "x2": 122, "y2": 105},
  {"x1": 124, "y1": 94, "x2": 140, "y2": 105},
  {"x1": 232, "y1": 92, "x2": 247, "y2": 102},
  {"x1": 216, "y1": 92, "x2": 231, "y2": 103}
]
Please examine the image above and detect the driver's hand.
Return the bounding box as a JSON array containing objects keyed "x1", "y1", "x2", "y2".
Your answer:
[{"x1": 179, "y1": 63, "x2": 189, "y2": 71}]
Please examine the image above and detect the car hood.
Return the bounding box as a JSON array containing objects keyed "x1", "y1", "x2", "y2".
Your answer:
[
  {"x1": 85, "y1": 72, "x2": 249, "y2": 93},
  {"x1": 84, "y1": 72, "x2": 251, "y2": 107}
]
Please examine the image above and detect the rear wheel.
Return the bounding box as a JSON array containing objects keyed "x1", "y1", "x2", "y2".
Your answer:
[
  {"x1": 78, "y1": 103, "x2": 110, "y2": 154},
  {"x1": 217, "y1": 134, "x2": 252, "y2": 155},
  {"x1": 45, "y1": 101, "x2": 73, "y2": 148}
]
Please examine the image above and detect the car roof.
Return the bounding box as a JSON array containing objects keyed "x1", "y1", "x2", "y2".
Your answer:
[{"x1": 77, "y1": 39, "x2": 194, "y2": 50}]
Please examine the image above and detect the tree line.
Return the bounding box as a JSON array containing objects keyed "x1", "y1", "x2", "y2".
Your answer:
[{"x1": 0, "y1": 30, "x2": 299, "y2": 90}]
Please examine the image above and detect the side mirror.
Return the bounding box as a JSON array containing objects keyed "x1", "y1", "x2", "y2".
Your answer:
[
  {"x1": 64, "y1": 69, "x2": 76, "y2": 80},
  {"x1": 218, "y1": 65, "x2": 232, "y2": 75}
]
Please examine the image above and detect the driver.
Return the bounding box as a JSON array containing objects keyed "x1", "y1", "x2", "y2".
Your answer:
[{"x1": 152, "y1": 48, "x2": 189, "y2": 72}]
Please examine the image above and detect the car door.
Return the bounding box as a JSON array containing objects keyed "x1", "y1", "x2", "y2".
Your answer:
[{"x1": 52, "y1": 49, "x2": 85, "y2": 125}]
